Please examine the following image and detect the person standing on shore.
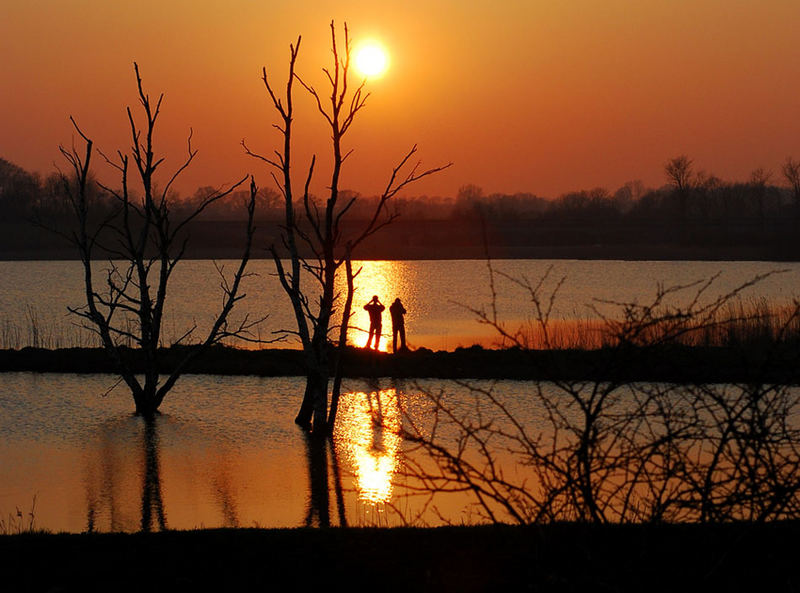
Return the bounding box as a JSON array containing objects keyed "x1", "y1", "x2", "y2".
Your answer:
[
  {"x1": 390, "y1": 297, "x2": 407, "y2": 353},
  {"x1": 364, "y1": 295, "x2": 385, "y2": 350}
]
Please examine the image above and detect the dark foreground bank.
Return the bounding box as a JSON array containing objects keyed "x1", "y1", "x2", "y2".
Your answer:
[
  {"x1": 2, "y1": 523, "x2": 799, "y2": 592},
  {"x1": 0, "y1": 342, "x2": 798, "y2": 384}
]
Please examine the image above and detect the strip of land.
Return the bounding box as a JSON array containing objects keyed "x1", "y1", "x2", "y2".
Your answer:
[
  {"x1": 0, "y1": 343, "x2": 797, "y2": 384},
  {"x1": 1, "y1": 523, "x2": 798, "y2": 592}
]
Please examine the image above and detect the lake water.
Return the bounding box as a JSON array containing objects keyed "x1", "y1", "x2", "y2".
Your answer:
[
  {"x1": 0, "y1": 259, "x2": 798, "y2": 351},
  {"x1": 2, "y1": 259, "x2": 800, "y2": 532},
  {"x1": 0, "y1": 372, "x2": 546, "y2": 532},
  {"x1": 4, "y1": 371, "x2": 800, "y2": 531}
]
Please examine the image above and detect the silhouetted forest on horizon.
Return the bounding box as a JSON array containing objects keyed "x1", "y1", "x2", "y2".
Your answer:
[{"x1": 2, "y1": 155, "x2": 800, "y2": 260}]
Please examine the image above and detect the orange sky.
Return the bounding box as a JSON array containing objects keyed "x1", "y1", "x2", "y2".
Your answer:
[{"x1": 3, "y1": 0, "x2": 800, "y2": 199}]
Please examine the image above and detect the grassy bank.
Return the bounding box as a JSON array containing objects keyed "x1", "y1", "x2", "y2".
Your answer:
[{"x1": 1, "y1": 523, "x2": 798, "y2": 592}]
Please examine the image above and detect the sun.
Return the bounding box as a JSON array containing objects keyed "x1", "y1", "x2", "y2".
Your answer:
[{"x1": 354, "y1": 41, "x2": 389, "y2": 78}]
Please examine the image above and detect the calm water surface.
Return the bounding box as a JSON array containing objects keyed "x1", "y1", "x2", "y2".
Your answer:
[
  {"x1": 4, "y1": 374, "x2": 800, "y2": 531},
  {"x1": 0, "y1": 259, "x2": 798, "y2": 350},
  {"x1": 0, "y1": 372, "x2": 545, "y2": 532},
  {"x1": 2, "y1": 259, "x2": 799, "y2": 530}
]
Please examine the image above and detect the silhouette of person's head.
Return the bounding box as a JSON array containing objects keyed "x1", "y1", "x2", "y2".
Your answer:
[
  {"x1": 371, "y1": 295, "x2": 380, "y2": 303},
  {"x1": 394, "y1": 298, "x2": 402, "y2": 304}
]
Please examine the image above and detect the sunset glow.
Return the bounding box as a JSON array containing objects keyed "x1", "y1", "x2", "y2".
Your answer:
[
  {"x1": 354, "y1": 41, "x2": 389, "y2": 78},
  {"x1": 5, "y1": 1, "x2": 800, "y2": 199}
]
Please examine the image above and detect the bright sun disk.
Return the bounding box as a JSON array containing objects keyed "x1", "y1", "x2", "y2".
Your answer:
[{"x1": 354, "y1": 42, "x2": 389, "y2": 78}]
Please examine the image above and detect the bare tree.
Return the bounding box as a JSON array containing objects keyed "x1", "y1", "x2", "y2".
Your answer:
[
  {"x1": 58, "y1": 63, "x2": 262, "y2": 417},
  {"x1": 749, "y1": 167, "x2": 772, "y2": 229},
  {"x1": 665, "y1": 155, "x2": 694, "y2": 193},
  {"x1": 244, "y1": 22, "x2": 450, "y2": 434},
  {"x1": 782, "y1": 157, "x2": 800, "y2": 225},
  {"x1": 665, "y1": 155, "x2": 694, "y2": 222}
]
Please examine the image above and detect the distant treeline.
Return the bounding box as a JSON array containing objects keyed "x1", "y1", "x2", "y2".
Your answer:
[{"x1": 2, "y1": 155, "x2": 800, "y2": 260}]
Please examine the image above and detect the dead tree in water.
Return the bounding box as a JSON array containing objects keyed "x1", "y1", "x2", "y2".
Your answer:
[
  {"x1": 244, "y1": 22, "x2": 450, "y2": 434},
  {"x1": 59, "y1": 63, "x2": 262, "y2": 417}
]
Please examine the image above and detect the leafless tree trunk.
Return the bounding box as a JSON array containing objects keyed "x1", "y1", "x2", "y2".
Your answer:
[
  {"x1": 782, "y1": 157, "x2": 800, "y2": 226},
  {"x1": 244, "y1": 22, "x2": 450, "y2": 435},
  {"x1": 59, "y1": 63, "x2": 262, "y2": 417},
  {"x1": 329, "y1": 247, "x2": 356, "y2": 429},
  {"x1": 665, "y1": 155, "x2": 694, "y2": 223},
  {"x1": 750, "y1": 167, "x2": 771, "y2": 232}
]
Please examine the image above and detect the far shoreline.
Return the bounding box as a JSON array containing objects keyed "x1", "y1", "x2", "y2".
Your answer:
[
  {"x1": 2, "y1": 219, "x2": 800, "y2": 262},
  {"x1": 2, "y1": 247, "x2": 800, "y2": 263}
]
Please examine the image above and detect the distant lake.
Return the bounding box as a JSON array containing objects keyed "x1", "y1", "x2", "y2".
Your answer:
[{"x1": 0, "y1": 259, "x2": 798, "y2": 351}]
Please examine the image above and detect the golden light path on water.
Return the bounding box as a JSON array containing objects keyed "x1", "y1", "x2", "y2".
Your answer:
[{"x1": 333, "y1": 388, "x2": 402, "y2": 505}]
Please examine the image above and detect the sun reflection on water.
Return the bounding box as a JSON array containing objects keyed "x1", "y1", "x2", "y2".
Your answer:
[{"x1": 334, "y1": 388, "x2": 402, "y2": 505}]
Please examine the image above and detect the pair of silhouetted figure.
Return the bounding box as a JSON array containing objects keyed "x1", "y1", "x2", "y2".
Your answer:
[{"x1": 364, "y1": 295, "x2": 408, "y2": 352}]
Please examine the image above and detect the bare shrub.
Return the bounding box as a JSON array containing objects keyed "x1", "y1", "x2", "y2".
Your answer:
[{"x1": 399, "y1": 266, "x2": 800, "y2": 524}]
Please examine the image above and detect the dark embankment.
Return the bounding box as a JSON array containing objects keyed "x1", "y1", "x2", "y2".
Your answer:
[
  {"x1": 0, "y1": 343, "x2": 798, "y2": 383},
  {"x1": 2, "y1": 523, "x2": 798, "y2": 592}
]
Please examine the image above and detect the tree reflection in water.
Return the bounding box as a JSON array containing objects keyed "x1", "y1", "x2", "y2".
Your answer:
[
  {"x1": 80, "y1": 385, "x2": 407, "y2": 531},
  {"x1": 139, "y1": 417, "x2": 167, "y2": 532},
  {"x1": 302, "y1": 427, "x2": 352, "y2": 527},
  {"x1": 210, "y1": 463, "x2": 240, "y2": 529},
  {"x1": 301, "y1": 385, "x2": 405, "y2": 528},
  {"x1": 302, "y1": 433, "x2": 330, "y2": 528},
  {"x1": 85, "y1": 416, "x2": 167, "y2": 532},
  {"x1": 85, "y1": 419, "x2": 124, "y2": 533}
]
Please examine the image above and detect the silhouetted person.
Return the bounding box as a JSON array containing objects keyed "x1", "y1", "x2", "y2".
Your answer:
[
  {"x1": 390, "y1": 298, "x2": 407, "y2": 353},
  {"x1": 364, "y1": 295, "x2": 385, "y2": 350}
]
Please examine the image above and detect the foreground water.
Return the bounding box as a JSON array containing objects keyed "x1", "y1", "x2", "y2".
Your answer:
[
  {"x1": 0, "y1": 372, "x2": 541, "y2": 532},
  {"x1": 5, "y1": 370, "x2": 800, "y2": 531},
  {"x1": 0, "y1": 259, "x2": 798, "y2": 351}
]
